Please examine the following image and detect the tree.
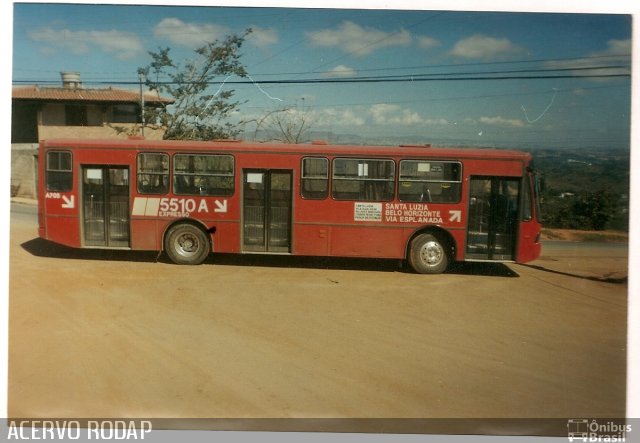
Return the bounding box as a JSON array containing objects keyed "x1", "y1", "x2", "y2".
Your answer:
[
  {"x1": 252, "y1": 102, "x2": 314, "y2": 144},
  {"x1": 572, "y1": 190, "x2": 618, "y2": 231},
  {"x1": 139, "y1": 30, "x2": 251, "y2": 140},
  {"x1": 542, "y1": 190, "x2": 620, "y2": 231}
]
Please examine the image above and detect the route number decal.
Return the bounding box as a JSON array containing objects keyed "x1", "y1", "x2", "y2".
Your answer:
[
  {"x1": 158, "y1": 198, "x2": 205, "y2": 216},
  {"x1": 132, "y1": 197, "x2": 228, "y2": 217}
]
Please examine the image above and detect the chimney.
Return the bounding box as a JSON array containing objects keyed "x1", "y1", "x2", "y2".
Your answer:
[{"x1": 60, "y1": 71, "x2": 82, "y2": 89}]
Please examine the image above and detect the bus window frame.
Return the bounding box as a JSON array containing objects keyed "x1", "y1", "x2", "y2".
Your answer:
[
  {"x1": 172, "y1": 153, "x2": 235, "y2": 197},
  {"x1": 45, "y1": 150, "x2": 73, "y2": 192},
  {"x1": 398, "y1": 159, "x2": 462, "y2": 204},
  {"x1": 331, "y1": 157, "x2": 396, "y2": 202},
  {"x1": 136, "y1": 152, "x2": 169, "y2": 195},
  {"x1": 300, "y1": 156, "x2": 329, "y2": 200}
]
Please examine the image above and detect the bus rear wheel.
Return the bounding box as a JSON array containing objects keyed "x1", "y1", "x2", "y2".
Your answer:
[
  {"x1": 165, "y1": 223, "x2": 210, "y2": 265},
  {"x1": 408, "y1": 233, "x2": 449, "y2": 274}
]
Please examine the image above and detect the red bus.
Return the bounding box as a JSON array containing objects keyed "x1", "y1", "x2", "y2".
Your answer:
[{"x1": 38, "y1": 138, "x2": 542, "y2": 274}]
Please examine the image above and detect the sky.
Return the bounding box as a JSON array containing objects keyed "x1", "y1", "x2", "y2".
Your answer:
[{"x1": 11, "y1": 2, "x2": 633, "y2": 150}]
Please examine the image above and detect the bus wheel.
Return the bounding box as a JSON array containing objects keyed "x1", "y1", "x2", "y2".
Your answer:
[
  {"x1": 165, "y1": 223, "x2": 210, "y2": 265},
  {"x1": 408, "y1": 233, "x2": 449, "y2": 274}
]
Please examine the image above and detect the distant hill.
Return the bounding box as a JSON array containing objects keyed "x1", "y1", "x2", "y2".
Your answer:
[
  {"x1": 534, "y1": 147, "x2": 630, "y2": 197},
  {"x1": 533, "y1": 147, "x2": 629, "y2": 231}
]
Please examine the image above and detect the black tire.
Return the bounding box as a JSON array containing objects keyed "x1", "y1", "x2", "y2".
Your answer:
[
  {"x1": 164, "y1": 223, "x2": 210, "y2": 265},
  {"x1": 408, "y1": 233, "x2": 450, "y2": 274}
]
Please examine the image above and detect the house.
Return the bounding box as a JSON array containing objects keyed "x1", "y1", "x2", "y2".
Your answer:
[
  {"x1": 11, "y1": 72, "x2": 173, "y2": 198},
  {"x1": 12, "y1": 72, "x2": 173, "y2": 143}
]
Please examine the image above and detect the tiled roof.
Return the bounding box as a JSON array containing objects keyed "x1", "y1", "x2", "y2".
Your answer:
[{"x1": 12, "y1": 85, "x2": 174, "y2": 105}]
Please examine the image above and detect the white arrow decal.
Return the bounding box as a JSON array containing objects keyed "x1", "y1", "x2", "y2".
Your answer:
[
  {"x1": 448, "y1": 210, "x2": 461, "y2": 223},
  {"x1": 61, "y1": 195, "x2": 75, "y2": 209},
  {"x1": 214, "y1": 200, "x2": 228, "y2": 213}
]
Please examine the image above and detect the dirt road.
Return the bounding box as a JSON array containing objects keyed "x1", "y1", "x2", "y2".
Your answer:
[{"x1": 8, "y1": 202, "x2": 627, "y2": 431}]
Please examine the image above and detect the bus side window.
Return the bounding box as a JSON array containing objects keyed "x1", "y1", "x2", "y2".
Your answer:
[
  {"x1": 173, "y1": 154, "x2": 234, "y2": 196},
  {"x1": 46, "y1": 151, "x2": 73, "y2": 192},
  {"x1": 332, "y1": 158, "x2": 395, "y2": 201},
  {"x1": 398, "y1": 160, "x2": 461, "y2": 203},
  {"x1": 137, "y1": 153, "x2": 169, "y2": 194},
  {"x1": 301, "y1": 157, "x2": 328, "y2": 199}
]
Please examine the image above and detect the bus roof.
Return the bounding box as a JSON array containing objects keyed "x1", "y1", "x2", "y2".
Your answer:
[{"x1": 41, "y1": 138, "x2": 533, "y2": 162}]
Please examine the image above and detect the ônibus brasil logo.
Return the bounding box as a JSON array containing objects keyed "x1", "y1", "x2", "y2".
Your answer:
[{"x1": 567, "y1": 419, "x2": 631, "y2": 442}]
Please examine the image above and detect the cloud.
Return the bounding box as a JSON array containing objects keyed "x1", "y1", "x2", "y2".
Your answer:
[
  {"x1": 572, "y1": 88, "x2": 589, "y2": 96},
  {"x1": 248, "y1": 25, "x2": 278, "y2": 48},
  {"x1": 250, "y1": 104, "x2": 449, "y2": 131},
  {"x1": 450, "y1": 34, "x2": 524, "y2": 60},
  {"x1": 600, "y1": 38, "x2": 631, "y2": 56},
  {"x1": 28, "y1": 27, "x2": 143, "y2": 60},
  {"x1": 424, "y1": 118, "x2": 450, "y2": 126},
  {"x1": 370, "y1": 104, "x2": 406, "y2": 124},
  {"x1": 369, "y1": 104, "x2": 448, "y2": 126},
  {"x1": 324, "y1": 65, "x2": 357, "y2": 78},
  {"x1": 307, "y1": 21, "x2": 411, "y2": 56},
  {"x1": 315, "y1": 108, "x2": 366, "y2": 127},
  {"x1": 479, "y1": 116, "x2": 525, "y2": 127},
  {"x1": 417, "y1": 36, "x2": 441, "y2": 50},
  {"x1": 153, "y1": 18, "x2": 230, "y2": 47},
  {"x1": 247, "y1": 107, "x2": 367, "y2": 129},
  {"x1": 38, "y1": 46, "x2": 58, "y2": 57},
  {"x1": 545, "y1": 38, "x2": 631, "y2": 80}
]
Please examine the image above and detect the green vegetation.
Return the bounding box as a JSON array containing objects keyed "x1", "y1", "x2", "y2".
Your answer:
[
  {"x1": 139, "y1": 30, "x2": 251, "y2": 141},
  {"x1": 534, "y1": 148, "x2": 629, "y2": 231},
  {"x1": 541, "y1": 228, "x2": 627, "y2": 243}
]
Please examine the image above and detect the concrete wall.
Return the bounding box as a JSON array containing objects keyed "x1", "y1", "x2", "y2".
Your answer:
[{"x1": 11, "y1": 144, "x2": 39, "y2": 199}]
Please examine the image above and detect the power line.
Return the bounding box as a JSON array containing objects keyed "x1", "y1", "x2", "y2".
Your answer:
[
  {"x1": 12, "y1": 70, "x2": 630, "y2": 86},
  {"x1": 13, "y1": 53, "x2": 630, "y2": 83},
  {"x1": 295, "y1": 64, "x2": 630, "y2": 82},
  {"x1": 248, "y1": 53, "x2": 631, "y2": 77},
  {"x1": 13, "y1": 55, "x2": 631, "y2": 85}
]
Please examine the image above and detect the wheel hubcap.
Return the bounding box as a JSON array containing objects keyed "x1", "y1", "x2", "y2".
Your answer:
[
  {"x1": 420, "y1": 241, "x2": 444, "y2": 267},
  {"x1": 176, "y1": 233, "x2": 199, "y2": 257}
]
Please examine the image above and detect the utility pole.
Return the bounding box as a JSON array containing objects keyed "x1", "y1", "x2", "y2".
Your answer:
[{"x1": 138, "y1": 71, "x2": 145, "y2": 137}]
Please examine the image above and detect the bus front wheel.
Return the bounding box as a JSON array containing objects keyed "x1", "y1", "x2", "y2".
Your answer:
[
  {"x1": 165, "y1": 223, "x2": 210, "y2": 265},
  {"x1": 408, "y1": 233, "x2": 449, "y2": 274}
]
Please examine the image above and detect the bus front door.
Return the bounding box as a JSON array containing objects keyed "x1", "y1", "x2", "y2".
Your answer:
[
  {"x1": 466, "y1": 177, "x2": 519, "y2": 261},
  {"x1": 82, "y1": 166, "x2": 130, "y2": 248},
  {"x1": 242, "y1": 170, "x2": 292, "y2": 253}
]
